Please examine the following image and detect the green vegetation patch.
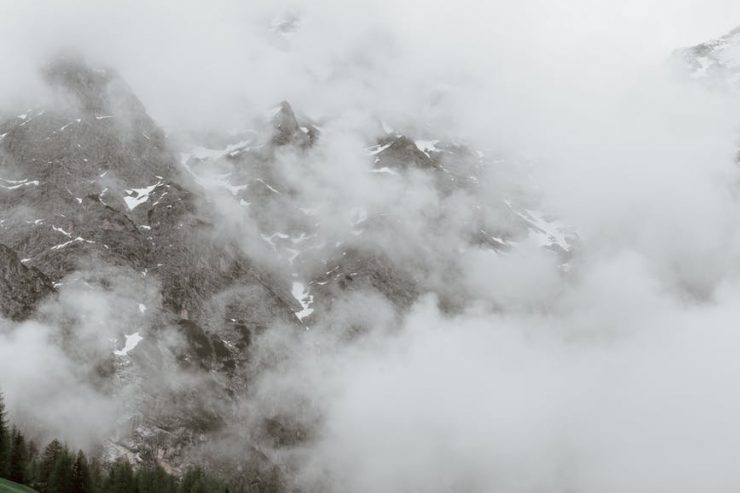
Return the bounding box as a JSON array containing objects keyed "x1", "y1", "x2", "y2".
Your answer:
[{"x1": 0, "y1": 478, "x2": 38, "y2": 493}]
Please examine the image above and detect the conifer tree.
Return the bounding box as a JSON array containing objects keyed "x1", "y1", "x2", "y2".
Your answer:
[
  {"x1": 88, "y1": 457, "x2": 104, "y2": 493},
  {"x1": 179, "y1": 467, "x2": 230, "y2": 493},
  {"x1": 0, "y1": 392, "x2": 8, "y2": 478},
  {"x1": 71, "y1": 451, "x2": 92, "y2": 493},
  {"x1": 48, "y1": 448, "x2": 73, "y2": 493},
  {"x1": 39, "y1": 439, "x2": 64, "y2": 491},
  {"x1": 25, "y1": 440, "x2": 40, "y2": 488},
  {"x1": 178, "y1": 466, "x2": 204, "y2": 493},
  {"x1": 0, "y1": 392, "x2": 235, "y2": 492},
  {"x1": 8, "y1": 426, "x2": 27, "y2": 484},
  {"x1": 104, "y1": 458, "x2": 136, "y2": 493},
  {"x1": 137, "y1": 463, "x2": 177, "y2": 493}
]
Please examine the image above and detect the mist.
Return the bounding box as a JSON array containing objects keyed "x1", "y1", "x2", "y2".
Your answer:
[{"x1": 3, "y1": 0, "x2": 740, "y2": 491}]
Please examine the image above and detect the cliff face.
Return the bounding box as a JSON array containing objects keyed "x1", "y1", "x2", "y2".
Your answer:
[
  {"x1": 0, "y1": 243, "x2": 53, "y2": 321},
  {"x1": 0, "y1": 55, "x2": 574, "y2": 477}
]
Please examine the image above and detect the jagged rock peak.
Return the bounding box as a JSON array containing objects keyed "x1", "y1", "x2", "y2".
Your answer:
[
  {"x1": 269, "y1": 100, "x2": 318, "y2": 148},
  {"x1": 270, "y1": 101, "x2": 300, "y2": 144}
]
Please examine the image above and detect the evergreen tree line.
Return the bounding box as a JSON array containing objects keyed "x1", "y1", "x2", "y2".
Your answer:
[{"x1": 0, "y1": 392, "x2": 239, "y2": 493}]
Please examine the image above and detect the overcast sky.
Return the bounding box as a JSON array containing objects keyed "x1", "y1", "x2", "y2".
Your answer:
[{"x1": 1, "y1": 0, "x2": 740, "y2": 133}]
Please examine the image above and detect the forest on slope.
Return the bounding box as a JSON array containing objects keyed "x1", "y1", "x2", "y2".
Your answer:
[{"x1": 0, "y1": 392, "x2": 274, "y2": 493}]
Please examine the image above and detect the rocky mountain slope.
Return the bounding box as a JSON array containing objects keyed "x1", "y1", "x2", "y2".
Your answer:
[{"x1": 0, "y1": 54, "x2": 575, "y2": 481}]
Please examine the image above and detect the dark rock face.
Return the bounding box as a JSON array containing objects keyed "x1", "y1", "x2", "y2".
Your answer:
[
  {"x1": 311, "y1": 246, "x2": 420, "y2": 310},
  {"x1": 270, "y1": 101, "x2": 319, "y2": 148},
  {"x1": 0, "y1": 57, "x2": 306, "y2": 473},
  {"x1": 375, "y1": 134, "x2": 441, "y2": 170},
  {"x1": 0, "y1": 56, "x2": 172, "y2": 281},
  {"x1": 0, "y1": 243, "x2": 54, "y2": 320},
  {"x1": 0, "y1": 56, "x2": 299, "y2": 328}
]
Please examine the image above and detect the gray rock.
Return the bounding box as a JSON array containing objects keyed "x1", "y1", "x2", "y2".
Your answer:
[{"x1": 0, "y1": 243, "x2": 53, "y2": 320}]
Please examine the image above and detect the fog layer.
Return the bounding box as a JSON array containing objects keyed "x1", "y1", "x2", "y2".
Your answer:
[{"x1": 2, "y1": 1, "x2": 740, "y2": 492}]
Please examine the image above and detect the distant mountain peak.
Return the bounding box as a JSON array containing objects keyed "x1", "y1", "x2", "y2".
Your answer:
[
  {"x1": 268, "y1": 100, "x2": 318, "y2": 147},
  {"x1": 675, "y1": 26, "x2": 740, "y2": 89}
]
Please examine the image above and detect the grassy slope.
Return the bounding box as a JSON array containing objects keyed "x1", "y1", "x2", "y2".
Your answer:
[{"x1": 0, "y1": 478, "x2": 37, "y2": 493}]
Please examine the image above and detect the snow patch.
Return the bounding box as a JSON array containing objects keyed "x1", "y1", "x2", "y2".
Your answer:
[
  {"x1": 370, "y1": 167, "x2": 399, "y2": 176},
  {"x1": 415, "y1": 139, "x2": 439, "y2": 156},
  {"x1": 52, "y1": 225, "x2": 72, "y2": 237},
  {"x1": 505, "y1": 200, "x2": 573, "y2": 252},
  {"x1": 0, "y1": 178, "x2": 40, "y2": 190},
  {"x1": 291, "y1": 282, "x2": 314, "y2": 320},
  {"x1": 123, "y1": 182, "x2": 162, "y2": 210},
  {"x1": 367, "y1": 143, "x2": 391, "y2": 156},
  {"x1": 256, "y1": 178, "x2": 281, "y2": 194},
  {"x1": 114, "y1": 332, "x2": 143, "y2": 357},
  {"x1": 225, "y1": 182, "x2": 247, "y2": 196},
  {"x1": 50, "y1": 237, "x2": 94, "y2": 251}
]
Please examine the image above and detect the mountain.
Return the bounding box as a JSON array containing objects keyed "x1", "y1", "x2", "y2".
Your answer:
[
  {"x1": 674, "y1": 27, "x2": 740, "y2": 90},
  {"x1": 0, "y1": 54, "x2": 575, "y2": 480}
]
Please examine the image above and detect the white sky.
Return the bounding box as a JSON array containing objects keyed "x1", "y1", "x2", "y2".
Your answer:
[{"x1": 1, "y1": 0, "x2": 740, "y2": 131}]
